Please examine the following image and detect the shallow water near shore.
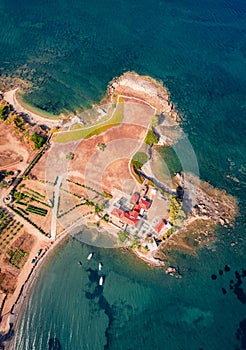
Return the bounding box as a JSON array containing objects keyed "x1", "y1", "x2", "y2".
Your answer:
[
  {"x1": 11, "y1": 232, "x2": 246, "y2": 350},
  {"x1": 1, "y1": 0, "x2": 246, "y2": 349}
]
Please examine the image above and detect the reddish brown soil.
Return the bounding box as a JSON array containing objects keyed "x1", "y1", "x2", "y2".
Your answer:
[
  {"x1": 68, "y1": 123, "x2": 147, "y2": 192},
  {"x1": 0, "y1": 123, "x2": 34, "y2": 170},
  {"x1": 101, "y1": 158, "x2": 134, "y2": 193}
]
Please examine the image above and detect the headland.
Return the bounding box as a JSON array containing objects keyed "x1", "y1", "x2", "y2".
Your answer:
[{"x1": 0, "y1": 72, "x2": 238, "y2": 346}]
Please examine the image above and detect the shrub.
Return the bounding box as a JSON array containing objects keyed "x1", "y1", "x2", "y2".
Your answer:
[
  {"x1": 30, "y1": 133, "x2": 47, "y2": 149},
  {"x1": 144, "y1": 129, "x2": 159, "y2": 146},
  {"x1": 14, "y1": 116, "x2": 25, "y2": 128},
  {"x1": 102, "y1": 191, "x2": 113, "y2": 199},
  {"x1": 168, "y1": 195, "x2": 181, "y2": 223},
  {"x1": 95, "y1": 204, "x2": 104, "y2": 214},
  {"x1": 66, "y1": 152, "x2": 74, "y2": 160},
  {"x1": 0, "y1": 104, "x2": 10, "y2": 120},
  {"x1": 97, "y1": 143, "x2": 106, "y2": 151},
  {"x1": 131, "y1": 152, "x2": 148, "y2": 170},
  {"x1": 117, "y1": 231, "x2": 129, "y2": 243}
]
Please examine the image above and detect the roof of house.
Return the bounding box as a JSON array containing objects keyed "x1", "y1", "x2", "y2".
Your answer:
[
  {"x1": 134, "y1": 204, "x2": 141, "y2": 212},
  {"x1": 128, "y1": 210, "x2": 139, "y2": 218},
  {"x1": 111, "y1": 208, "x2": 124, "y2": 218},
  {"x1": 121, "y1": 213, "x2": 139, "y2": 226},
  {"x1": 130, "y1": 192, "x2": 140, "y2": 204},
  {"x1": 111, "y1": 207, "x2": 139, "y2": 226},
  {"x1": 155, "y1": 221, "x2": 165, "y2": 233},
  {"x1": 139, "y1": 197, "x2": 151, "y2": 210}
]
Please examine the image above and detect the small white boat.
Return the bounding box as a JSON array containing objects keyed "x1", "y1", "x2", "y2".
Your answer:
[
  {"x1": 98, "y1": 262, "x2": 103, "y2": 271},
  {"x1": 99, "y1": 276, "x2": 104, "y2": 286},
  {"x1": 87, "y1": 253, "x2": 93, "y2": 260}
]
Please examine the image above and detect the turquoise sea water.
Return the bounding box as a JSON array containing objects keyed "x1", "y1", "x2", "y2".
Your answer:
[{"x1": 0, "y1": 0, "x2": 246, "y2": 349}]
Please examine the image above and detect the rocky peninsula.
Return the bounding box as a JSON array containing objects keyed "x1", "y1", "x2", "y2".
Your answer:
[{"x1": 0, "y1": 72, "x2": 238, "y2": 345}]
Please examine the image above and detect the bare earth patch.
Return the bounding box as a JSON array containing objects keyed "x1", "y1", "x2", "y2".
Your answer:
[
  {"x1": 101, "y1": 158, "x2": 135, "y2": 194},
  {"x1": 68, "y1": 123, "x2": 149, "y2": 193},
  {"x1": 0, "y1": 123, "x2": 33, "y2": 170}
]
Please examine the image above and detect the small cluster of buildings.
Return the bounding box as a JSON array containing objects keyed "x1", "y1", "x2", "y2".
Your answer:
[
  {"x1": 109, "y1": 183, "x2": 172, "y2": 245},
  {"x1": 111, "y1": 191, "x2": 151, "y2": 228}
]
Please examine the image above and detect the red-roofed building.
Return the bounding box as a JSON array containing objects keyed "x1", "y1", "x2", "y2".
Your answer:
[
  {"x1": 134, "y1": 204, "x2": 141, "y2": 212},
  {"x1": 155, "y1": 220, "x2": 165, "y2": 233},
  {"x1": 130, "y1": 192, "x2": 140, "y2": 205},
  {"x1": 111, "y1": 208, "x2": 124, "y2": 218},
  {"x1": 139, "y1": 197, "x2": 151, "y2": 210},
  {"x1": 111, "y1": 207, "x2": 139, "y2": 227},
  {"x1": 121, "y1": 213, "x2": 139, "y2": 226},
  {"x1": 110, "y1": 208, "x2": 125, "y2": 229},
  {"x1": 128, "y1": 210, "x2": 139, "y2": 219},
  {"x1": 155, "y1": 219, "x2": 172, "y2": 237}
]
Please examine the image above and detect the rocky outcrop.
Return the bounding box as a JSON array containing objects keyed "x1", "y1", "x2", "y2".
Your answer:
[
  {"x1": 165, "y1": 266, "x2": 182, "y2": 278},
  {"x1": 186, "y1": 175, "x2": 238, "y2": 227},
  {"x1": 107, "y1": 72, "x2": 180, "y2": 121}
]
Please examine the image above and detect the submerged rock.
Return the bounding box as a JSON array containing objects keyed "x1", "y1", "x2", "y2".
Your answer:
[
  {"x1": 48, "y1": 337, "x2": 62, "y2": 350},
  {"x1": 222, "y1": 288, "x2": 227, "y2": 295},
  {"x1": 165, "y1": 266, "x2": 182, "y2": 278},
  {"x1": 224, "y1": 265, "x2": 230, "y2": 272}
]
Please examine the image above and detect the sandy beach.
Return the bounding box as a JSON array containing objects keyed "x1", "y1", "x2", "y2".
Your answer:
[
  {"x1": 0, "y1": 229, "x2": 50, "y2": 335},
  {"x1": 3, "y1": 89, "x2": 63, "y2": 128},
  {"x1": 0, "y1": 228, "x2": 71, "y2": 349}
]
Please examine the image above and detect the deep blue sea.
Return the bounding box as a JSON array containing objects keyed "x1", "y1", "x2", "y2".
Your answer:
[{"x1": 0, "y1": 0, "x2": 246, "y2": 349}]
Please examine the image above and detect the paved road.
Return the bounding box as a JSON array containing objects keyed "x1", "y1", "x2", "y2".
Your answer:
[{"x1": 50, "y1": 175, "x2": 63, "y2": 240}]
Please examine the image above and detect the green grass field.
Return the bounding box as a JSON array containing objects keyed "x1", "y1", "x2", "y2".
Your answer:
[
  {"x1": 131, "y1": 151, "x2": 149, "y2": 169},
  {"x1": 54, "y1": 99, "x2": 124, "y2": 143},
  {"x1": 144, "y1": 129, "x2": 159, "y2": 145}
]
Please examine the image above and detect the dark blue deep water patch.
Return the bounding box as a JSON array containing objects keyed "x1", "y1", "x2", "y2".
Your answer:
[
  {"x1": 236, "y1": 318, "x2": 246, "y2": 350},
  {"x1": 48, "y1": 337, "x2": 62, "y2": 350},
  {"x1": 1, "y1": 0, "x2": 245, "y2": 349}
]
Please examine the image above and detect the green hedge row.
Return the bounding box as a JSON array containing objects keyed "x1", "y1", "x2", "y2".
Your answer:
[
  {"x1": 9, "y1": 206, "x2": 48, "y2": 236},
  {"x1": 26, "y1": 205, "x2": 48, "y2": 216},
  {"x1": 66, "y1": 178, "x2": 106, "y2": 198}
]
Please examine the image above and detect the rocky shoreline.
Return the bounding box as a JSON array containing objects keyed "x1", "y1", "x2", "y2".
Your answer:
[
  {"x1": 106, "y1": 73, "x2": 238, "y2": 268},
  {"x1": 107, "y1": 71, "x2": 180, "y2": 122},
  {"x1": 0, "y1": 71, "x2": 239, "y2": 347}
]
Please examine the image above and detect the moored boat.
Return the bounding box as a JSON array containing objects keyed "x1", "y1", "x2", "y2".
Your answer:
[
  {"x1": 99, "y1": 276, "x2": 104, "y2": 286},
  {"x1": 87, "y1": 253, "x2": 93, "y2": 260},
  {"x1": 98, "y1": 262, "x2": 103, "y2": 271}
]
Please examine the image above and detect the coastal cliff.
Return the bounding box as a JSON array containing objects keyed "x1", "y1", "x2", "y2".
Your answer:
[{"x1": 107, "y1": 72, "x2": 180, "y2": 121}]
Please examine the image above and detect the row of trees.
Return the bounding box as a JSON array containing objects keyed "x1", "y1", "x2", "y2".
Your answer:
[
  {"x1": 0, "y1": 208, "x2": 23, "y2": 253},
  {"x1": 9, "y1": 205, "x2": 48, "y2": 236}
]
